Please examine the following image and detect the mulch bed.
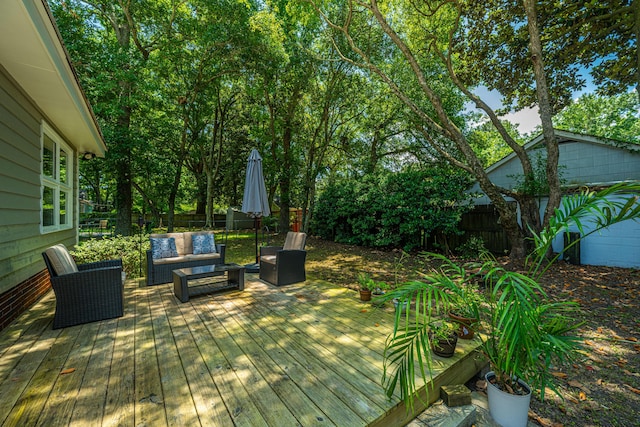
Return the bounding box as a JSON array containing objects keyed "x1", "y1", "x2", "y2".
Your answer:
[{"x1": 527, "y1": 262, "x2": 640, "y2": 427}]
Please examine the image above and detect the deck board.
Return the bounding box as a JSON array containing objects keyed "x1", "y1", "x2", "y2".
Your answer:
[
  {"x1": 104, "y1": 280, "x2": 137, "y2": 427},
  {"x1": 133, "y1": 281, "x2": 167, "y2": 427},
  {"x1": 0, "y1": 274, "x2": 484, "y2": 426}
]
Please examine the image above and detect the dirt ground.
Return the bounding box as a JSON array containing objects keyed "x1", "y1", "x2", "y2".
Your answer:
[{"x1": 303, "y1": 236, "x2": 640, "y2": 427}]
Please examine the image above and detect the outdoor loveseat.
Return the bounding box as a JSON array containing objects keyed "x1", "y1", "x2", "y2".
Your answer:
[
  {"x1": 260, "y1": 231, "x2": 307, "y2": 286},
  {"x1": 146, "y1": 231, "x2": 226, "y2": 285},
  {"x1": 42, "y1": 244, "x2": 124, "y2": 329}
]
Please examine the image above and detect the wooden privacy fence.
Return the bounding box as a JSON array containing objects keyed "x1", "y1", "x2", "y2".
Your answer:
[{"x1": 443, "y1": 204, "x2": 511, "y2": 254}]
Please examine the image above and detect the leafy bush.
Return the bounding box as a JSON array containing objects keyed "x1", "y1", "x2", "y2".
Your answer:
[
  {"x1": 311, "y1": 167, "x2": 474, "y2": 251},
  {"x1": 71, "y1": 235, "x2": 150, "y2": 278},
  {"x1": 455, "y1": 235, "x2": 487, "y2": 259}
]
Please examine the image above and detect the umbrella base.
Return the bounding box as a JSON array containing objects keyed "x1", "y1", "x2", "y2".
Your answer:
[{"x1": 244, "y1": 263, "x2": 260, "y2": 273}]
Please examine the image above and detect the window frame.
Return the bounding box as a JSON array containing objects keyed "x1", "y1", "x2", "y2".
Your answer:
[{"x1": 40, "y1": 122, "x2": 74, "y2": 234}]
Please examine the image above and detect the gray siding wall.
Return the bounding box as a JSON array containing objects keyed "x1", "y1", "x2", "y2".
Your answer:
[
  {"x1": 0, "y1": 66, "x2": 76, "y2": 295},
  {"x1": 470, "y1": 140, "x2": 640, "y2": 205}
]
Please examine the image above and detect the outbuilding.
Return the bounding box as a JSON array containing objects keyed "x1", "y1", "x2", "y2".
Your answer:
[{"x1": 464, "y1": 130, "x2": 640, "y2": 268}]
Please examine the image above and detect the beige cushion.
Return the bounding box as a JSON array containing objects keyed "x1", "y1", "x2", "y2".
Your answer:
[
  {"x1": 152, "y1": 252, "x2": 221, "y2": 265},
  {"x1": 183, "y1": 253, "x2": 221, "y2": 262},
  {"x1": 283, "y1": 232, "x2": 307, "y2": 250},
  {"x1": 261, "y1": 255, "x2": 276, "y2": 264},
  {"x1": 45, "y1": 244, "x2": 79, "y2": 275},
  {"x1": 152, "y1": 255, "x2": 184, "y2": 265}
]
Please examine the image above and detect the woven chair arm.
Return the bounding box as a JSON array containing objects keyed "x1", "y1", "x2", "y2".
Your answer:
[
  {"x1": 54, "y1": 266, "x2": 123, "y2": 287},
  {"x1": 216, "y1": 244, "x2": 226, "y2": 263},
  {"x1": 260, "y1": 246, "x2": 283, "y2": 257},
  {"x1": 78, "y1": 259, "x2": 123, "y2": 271},
  {"x1": 276, "y1": 249, "x2": 306, "y2": 264}
]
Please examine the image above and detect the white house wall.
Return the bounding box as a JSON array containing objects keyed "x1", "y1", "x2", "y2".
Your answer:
[{"x1": 539, "y1": 196, "x2": 640, "y2": 269}]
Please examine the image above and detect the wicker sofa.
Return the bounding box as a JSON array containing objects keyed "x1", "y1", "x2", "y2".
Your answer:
[
  {"x1": 146, "y1": 231, "x2": 226, "y2": 285},
  {"x1": 42, "y1": 244, "x2": 124, "y2": 329}
]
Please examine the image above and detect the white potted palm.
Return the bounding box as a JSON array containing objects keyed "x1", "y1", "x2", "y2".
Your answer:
[{"x1": 380, "y1": 183, "x2": 640, "y2": 426}]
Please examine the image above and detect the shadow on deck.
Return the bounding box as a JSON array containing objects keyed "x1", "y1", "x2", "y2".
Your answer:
[{"x1": 0, "y1": 275, "x2": 485, "y2": 426}]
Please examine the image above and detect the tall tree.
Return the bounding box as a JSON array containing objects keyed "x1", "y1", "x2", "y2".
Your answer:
[
  {"x1": 308, "y1": 0, "x2": 629, "y2": 260},
  {"x1": 459, "y1": 1, "x2": 638, "y2": 109},
  {"x1": 554, "y1": 93, "x2": 640, "y2": 144},
  {"x1": 52, "y1": 0, "x2": 178, "y2": 235},
  {"x1": 255, "y1": 0, "x2": 318, "y2": 233}
]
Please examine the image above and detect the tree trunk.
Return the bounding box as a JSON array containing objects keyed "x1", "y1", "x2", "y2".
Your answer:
[
  {"x1": 524, "y1": 0, "x2": 560, "y2": 232},
  {"x1": 132, "y1": 181, "x2": 161, "y2": 228},
  {"x1": 205, "y1": 167, "x2": 215, "y2": 228},
  {"x1": 204, "y1": 96, "x2": 229, "y2": 228},
  {"x1": 279, "y1": 124, "x2": 293, "y2": 233},
  {"x1": 114, "y1": 104, "x2": 133, "y2": 236}
]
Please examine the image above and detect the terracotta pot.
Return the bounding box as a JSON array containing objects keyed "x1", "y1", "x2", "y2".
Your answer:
[
  {"x1": 429, "y1": 331, "x2": 458, "y2": 358},
  {"x1": 359, "y1": 289, "x2": 372, "y2": 301},
  {"x1": 448, "y1": 311, "x2": 477, "y2": 339}
]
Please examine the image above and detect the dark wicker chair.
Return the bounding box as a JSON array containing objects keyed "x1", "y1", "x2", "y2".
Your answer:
[
  {"x1": 259, "y1": 232, "x2": 307, "y2": 286},
  {"x1": 42, "y1": 244, "x2": 124, "y2": 329}
]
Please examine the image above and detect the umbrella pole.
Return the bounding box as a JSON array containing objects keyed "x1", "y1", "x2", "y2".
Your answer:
[
  {"x1": 254, "y1": 216, "x2": 259, "y2": 264},
  {"x1": 243, "y1": 216, "x2": 260, "y2": 273}
]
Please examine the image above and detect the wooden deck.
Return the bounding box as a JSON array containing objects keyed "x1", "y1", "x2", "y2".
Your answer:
[{"x1": 0, "y1": 275, "x2": 484, "y2": 426}]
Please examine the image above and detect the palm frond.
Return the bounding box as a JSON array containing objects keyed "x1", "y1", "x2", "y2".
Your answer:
[{"x1": 528, "y1": 182, "x2": 640, "y2": 277}]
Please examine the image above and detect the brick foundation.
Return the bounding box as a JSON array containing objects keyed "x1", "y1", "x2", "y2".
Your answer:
[{"x1": 0, "y1": 269, "x2": 51, "y2": 331}]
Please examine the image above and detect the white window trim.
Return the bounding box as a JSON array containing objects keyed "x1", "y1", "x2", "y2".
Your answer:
[{"x1": 41, "y1": 122, "x2": 74, "y2": 234}]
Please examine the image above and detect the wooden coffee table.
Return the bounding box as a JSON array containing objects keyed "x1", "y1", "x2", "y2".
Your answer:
[{"x1": 172, "y1": 263, "x2": 245, "y2": 303}]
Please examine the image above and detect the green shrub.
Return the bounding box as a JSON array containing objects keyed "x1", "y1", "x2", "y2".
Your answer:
[
  {"x1": 455, "y1": 235, "x2": 487, "y2": 259},
  {"x1": 311, "y1": 167, "x2": 474, "y2": 251},
  {"x1": 71, "y1": 235, "x2": 150, "y2": 278}
]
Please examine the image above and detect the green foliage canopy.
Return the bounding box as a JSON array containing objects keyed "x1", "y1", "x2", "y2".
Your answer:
[
  {"x1": 553, "y1": 92, "x2": 640, "y2": 144},
  {"x1": 311, "y1": 167, "x2": 474, "y2": 250}
]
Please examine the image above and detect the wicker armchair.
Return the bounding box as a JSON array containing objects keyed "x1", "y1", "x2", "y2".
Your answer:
[
  {"x1": 259, "y1": 232, "x2": 307, "y2": 286},
  {"x1": 42, "y1": 244, "x2": 124, "y2": 329}
]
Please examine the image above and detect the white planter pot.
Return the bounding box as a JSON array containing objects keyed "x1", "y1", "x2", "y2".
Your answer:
[
  {"x1": 393, "y1": 298, "x2": 408, "y2": 313},
  {"x1": 485, "y1": 371, "x2": 532, "y2": 427}
]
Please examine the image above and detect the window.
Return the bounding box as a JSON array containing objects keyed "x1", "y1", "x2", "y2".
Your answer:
[{"x1": 41, "y1": 123, "x2": 73, "y2": 233}]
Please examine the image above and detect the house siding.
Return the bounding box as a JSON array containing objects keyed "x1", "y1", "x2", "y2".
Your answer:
[
  {"x1": 540, "y1": 196, "x2": 640, "y2": 269},
  {"x1": 469, "y1": 140, "x2": 640, "y2": 205},
  {"x1": 0, "y1": 66, "x2": 76, "y2": 303},
  {"x1": 465, "y1": 134, "x2": 640, "y2": 268}
]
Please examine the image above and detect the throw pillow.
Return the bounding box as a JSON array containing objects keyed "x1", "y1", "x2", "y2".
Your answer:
[
  {"x1": 193, "y1": 234, "x2": 216, "y2": 255},
  {"x1": 150, "y1": 237, "x2": 178, "y2": 259}
]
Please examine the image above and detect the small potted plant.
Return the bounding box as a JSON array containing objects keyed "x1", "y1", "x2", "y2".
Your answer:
[
  {"x1": 429, "y1": 320, "x2": 458, "y2": 358},
  {"x1": 371, "y1": 281, "x2": 390, "y2": 307},
  {"x1": 357, "y1": 272, "x2": 377, "y2": 301},
  {"x1": 448, "y1": 282, "x2": 482, "y2": 339}
]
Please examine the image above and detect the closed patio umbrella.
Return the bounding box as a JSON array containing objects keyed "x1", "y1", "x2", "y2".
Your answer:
[{"x1": 241, "y1": 149, "x2": 270, "y2": 272}]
